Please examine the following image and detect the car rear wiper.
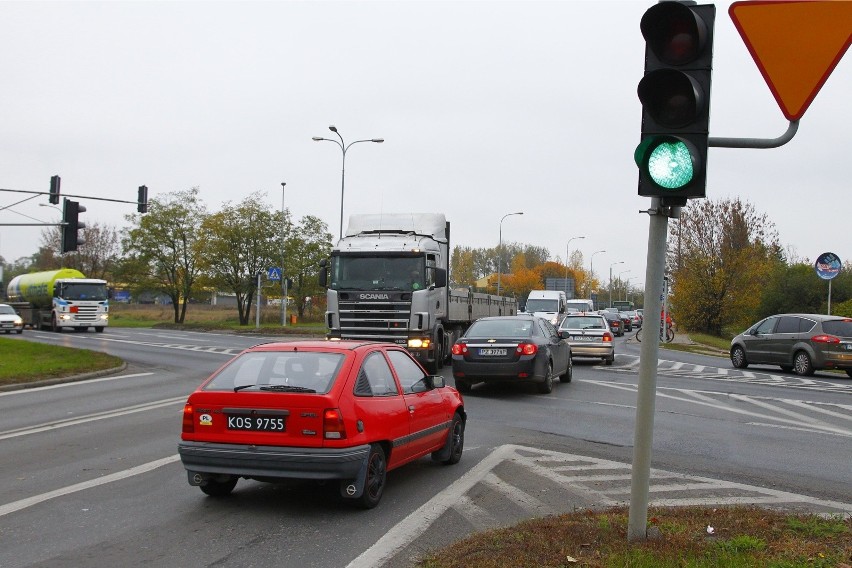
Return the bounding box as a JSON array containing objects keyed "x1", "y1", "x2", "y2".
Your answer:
[
  {"x1": 258, "y1": 385, "x2": 317, "y2": 393},
  {"x1": 233, "y1": 384, "x2": 259, "y2": 392}
]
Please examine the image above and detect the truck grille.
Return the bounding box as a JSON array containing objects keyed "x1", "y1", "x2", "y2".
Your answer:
[
  {"x1": 338, "y1": 296, "x2": 411, "y2": 344},
  {"x1": 73, "y1": 305, "x2": 102, "y2": 322}
]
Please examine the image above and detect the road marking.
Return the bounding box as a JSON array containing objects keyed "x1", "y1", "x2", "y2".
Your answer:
[
  {"x1": 0, "y1": 372, "x2": 154, "y2": 397},
  {"x1": 0, "y1": 397, "x2": 186, "y2": 440},
  {"x1": 0, "y1": 455, "x2": 180, "y2": 517}
]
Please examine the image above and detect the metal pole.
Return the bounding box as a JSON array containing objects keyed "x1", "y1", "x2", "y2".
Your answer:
[
  {"x1": 565, "y1": 236, "x2": 585, "y2": 298},
  {"x1": 497, "y1": 212, "x2": 523, "y2": 296},
  {"x1": 281, "y1": 182, "x2": 287, "y2": 327},
  {"x1": 628, "y1": 198, "x2": 670, "y2": 541},
  {"x1": 255, "y1": 272, "x2": 262, "y2": 329}
]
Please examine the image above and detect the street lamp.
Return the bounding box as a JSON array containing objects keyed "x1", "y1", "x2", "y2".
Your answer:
[
  {"x1": 609, "y1": 261, "x2": 624, "y2": 307},
  {"x1": 588, "y1": 250, "x2": 606, "y2": 299},
  {"x1": 624, "y1": 276, "x2": 636, "y2": 301},
  {"x1": 497, "y1": 212, "x2": 523, "y2": 296},
  {"x1": 565, "y1": 236, "x2": 585, "y2": 298},
  {"x1": 618, "y1": 269, "x2": 631, "y2": 303},
  {"x1": 280, "y1": 182, "x2": 287, "y2": 327},
  {"x1": 312, "y1": 125, "x2": 384, "y2": 241}
]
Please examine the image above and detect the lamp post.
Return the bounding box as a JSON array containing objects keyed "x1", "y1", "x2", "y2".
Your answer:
[
  {"x1": 624, "y1": 276, "x2": 636, "y2": 302},
  {"x1": 609, "y1": 261, "x2": 624, "y2": 307},
  {"x1": 497, "y1": 212, "x2": 523, "y2": 296},
  {"x1": 312, "y1": 125, "x2": 384, "y2": 241},
  {"x1": 280, "y1": 182, "x2": 287, "y2": 327},
  {"x1": 618, "y1": 270, "x2": 630, "y2": 300},
  {"x1": 588, "y1": 250, "x2": 605, "y2": 299},
  {"x1": 565, "y1": 236, "x2": 585, "y2": 298}
]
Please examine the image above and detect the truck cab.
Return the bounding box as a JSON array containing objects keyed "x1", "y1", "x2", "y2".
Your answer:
[{"x1": 524, "y1": 290, "x2": 567, "y2": 326}]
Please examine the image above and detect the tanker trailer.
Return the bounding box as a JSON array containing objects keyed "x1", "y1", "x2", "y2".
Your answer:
[{"x1": 6, "y1": 269, "x2": 109, "y2": 332}]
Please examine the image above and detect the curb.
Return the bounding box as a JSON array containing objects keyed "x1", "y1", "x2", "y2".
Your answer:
[{"x1": 0, "y1": 362, "x2": 129, "y2": 393}]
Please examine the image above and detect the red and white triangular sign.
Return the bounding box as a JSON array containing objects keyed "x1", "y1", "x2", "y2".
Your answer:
[{"x1": 729, "y1": 0, "x2": 852, "y2": 120}]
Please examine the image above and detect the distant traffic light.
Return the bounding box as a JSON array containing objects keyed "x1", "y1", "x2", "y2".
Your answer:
[
  {"x1": 137, "y1": 185, "x2": 148, "y2": 213},
  {"x1": 61, "y1": 199, "x2": 86, "y2": 253},
  {"x1": 636, "y1": 2, "x2": 715, "y2": 203},
  {"x1": 49, "y1": 175, "x2": 61, "y2": 205}
]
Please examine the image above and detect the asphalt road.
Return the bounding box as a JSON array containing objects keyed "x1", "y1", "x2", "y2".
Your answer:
[{"x1": 1, "y1": 327, "x2": 850, "y2": 567}]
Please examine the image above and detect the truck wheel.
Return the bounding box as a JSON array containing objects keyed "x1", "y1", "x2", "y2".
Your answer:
[{"x1": 52, "y1": 315, "x2": 62, "y2": 333}]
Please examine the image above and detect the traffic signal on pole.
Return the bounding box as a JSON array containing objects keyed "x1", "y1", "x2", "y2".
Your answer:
[
  {"x1": 137, "y1": 185, "x2": 148, "y2": 213},
  {"x1": 636, "y1": 2, "x2": 715, "y2": 204},
  {"x1": 49, "y1": 175, "x2": 61, "y2": 205},
  {"x1": 61, "y1": 199, "x2": 86, "y2": 253}
]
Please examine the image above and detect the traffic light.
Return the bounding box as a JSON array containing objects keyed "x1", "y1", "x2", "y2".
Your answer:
[
  {"x1": 61, "y1": 199, "x2": 86, "y2": 253},
  {"x1": 636, "y1": 2, "x2": 715, "y2": 204},
  {"x1": 137, "y1": 185, "x2": 148, "y2": 213},
  {"x1": 49, "y1": 175, "x2": 61, "y2": 205}
]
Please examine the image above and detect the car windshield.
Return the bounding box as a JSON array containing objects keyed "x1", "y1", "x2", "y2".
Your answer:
[
  {"x1": 525, "y1": 299, "x2": 558, "y2": 312},
  {"x1": 0, "y1": 306, "x2": 16, "y2": 315},
  {"x1": 204, "y1": 351, "x2": 344, "y2": 393},
  {"x1": 822, "y1": 319, "x2": 852, "y2": 337},
  {"x1": 466, "y1": 319, "x2": 533, "y2": 338},
  {"x1": 561, "y1": 317, "x2": 605, "y2": 330}
]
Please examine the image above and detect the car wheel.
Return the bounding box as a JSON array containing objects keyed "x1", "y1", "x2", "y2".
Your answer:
[
  {"x1": 604, "y1": 355, "x2": 614, "y2": 366},
  {"x1": 16, "y1": 330, "x2": 23, "y2": 334},
  {"x1": 454, "y1": 378, "x2": 471, "y2": 393},
  {"x1": 559, "y1": 357, "x2": 573, "y2": 383},
  {"x1": 95, "y1": 327, "x2": 105, "y2": 333},
  {"x1": 730, "y1": 345, "x2": 748, "y2": 369},
  {"x1": 537, "y1": 362, "x2": 554, "y2": 394},
  {"x1": 433, "y1": 412, "x2": 465, "y2": 465},
  {"x1": 356, "y1": 444, "x2": 387, "y2": 509},
  {"x1": 846, "y1": 370, "x2": 852, "y2": 378},
  {"x1": 793, "y1": 351, "x2": 814, "y2": 376},
  {"x1": 199, "y1": 476, "x2": 238, "y2": 497}
]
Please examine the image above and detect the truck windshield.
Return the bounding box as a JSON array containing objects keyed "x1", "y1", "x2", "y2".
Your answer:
[
  {"x1": 62, "y1": 283, "x2": 108, "y2": 301},
  {"x1": 331, "y1": 256, "x2": 424, "y2": 291},
  {"x1": 526, "y1": 299, "x2": 558, "y2": 313}
]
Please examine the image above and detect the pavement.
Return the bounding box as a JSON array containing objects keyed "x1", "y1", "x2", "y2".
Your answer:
[{"x1": 348, "y1": 444, "x2": 852, "y2": 568}]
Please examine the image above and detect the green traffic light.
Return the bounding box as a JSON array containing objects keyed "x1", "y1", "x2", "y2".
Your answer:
[{"x1": 647, "y1": 139, "x2": 694, "y2": 189}]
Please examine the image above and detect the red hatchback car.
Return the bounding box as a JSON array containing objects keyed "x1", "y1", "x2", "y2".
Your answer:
[{"x1": 178, "y1": 340, "x2": 466, "y2": 508}]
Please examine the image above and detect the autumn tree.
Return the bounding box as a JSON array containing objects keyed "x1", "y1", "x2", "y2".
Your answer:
[
  {"x1": 121, "y1": 187, "x2": 208, "y2": 323},
  {"x1": 450, "y1": 246, "x2": 478, "y2": 287},
  {"x1": 39, "y1": 222, "x2": 121, "y2": 280},
  {"x1": 198, "y1": 192, "x2": 280, "y2": 325},
  {"x1": 283, "y1": 215, "x2": 333, "y2": 319},
  {"x1": 668, "y1": 197, "x2": 781, "y2": 335}
]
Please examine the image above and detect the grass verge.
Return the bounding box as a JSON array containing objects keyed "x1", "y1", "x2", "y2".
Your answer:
[
  {"x1": 419, "y1": 506, "x2": 851, "y2": 568},
  {"x1": 0, "y1": 336, "x2": 123, "y2": 386}
]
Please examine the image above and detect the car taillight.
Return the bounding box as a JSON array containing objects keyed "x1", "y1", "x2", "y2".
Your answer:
[
  {"x1": 182, "y1": 403, "x2": 194, "y2": 434},
  {"x1": 516, "y1": 343, "x2": 538, "y2": 356},
  {"x1": 811, "y1": 335, "x2": 840, "y2": 344},
  {"x1": 451, "y1": 343, "x2": 468, "y2": 355},
  {"x1": 603, "y1": 332, "x2": 613, "y2": 342},
  {"x1": 323, "y1": 408, "x2": 347, "y2": 439}
]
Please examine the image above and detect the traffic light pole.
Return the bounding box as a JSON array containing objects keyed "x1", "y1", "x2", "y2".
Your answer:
[
  {"x1": 628, "y1": 198, "x2": 671, "y2": 541},
  {"x1": 709, "y1": 119, "x2": 798, "y2": 148}
]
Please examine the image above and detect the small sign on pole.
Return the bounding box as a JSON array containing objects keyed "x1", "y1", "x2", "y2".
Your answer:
[{"x1": 815, "y1": 252, "x2": 842, "y2": 315}]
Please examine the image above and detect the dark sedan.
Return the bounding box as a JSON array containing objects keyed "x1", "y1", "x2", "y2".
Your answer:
[
  {"x1": 601, "y1": 311, "x2": 624, "y2": 336},
  {"x1": 451, "y1": 315, "x2": 572, "y2": 394}
]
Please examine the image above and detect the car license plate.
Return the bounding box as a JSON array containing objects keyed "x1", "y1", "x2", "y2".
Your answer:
[
  {"x1": 227, "y1": 415, "x2": 286, "y2": 432},
  {"x1": 0, "y1": 324, "x2": 11, "y2": 328},
  {"x1": 572, "y1": 336, "x2": 594, "y2": 341},
  {"x1": 479, "y1": 348, "x2": 507, "y2": 356}
]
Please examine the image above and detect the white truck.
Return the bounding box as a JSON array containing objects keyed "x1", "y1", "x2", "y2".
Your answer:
[
  {"x1": 319, "y1": 213, "x2": 518, "y2": 372},
  {"x1": 6, "y1": 268, "x2": 109, "y2": 332},
  {"x1": 523, "y1": 290, "x2": 568, "y2": 326}
]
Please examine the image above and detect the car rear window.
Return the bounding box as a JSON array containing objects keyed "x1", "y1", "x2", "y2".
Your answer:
[
  {"x1": 467, "y1": 319, "x2": 533, "y2": 338},
  {"x1": 204, "y1": 351, "x2": 344, "y2": 393},
  {"x1": 822, "y1": 319, "x2": 852, "y2": 337},
  {"x1": 562, "y1": 317, "x2": 605, "y2": 330}
]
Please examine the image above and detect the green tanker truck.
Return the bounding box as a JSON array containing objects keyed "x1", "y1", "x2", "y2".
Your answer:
[{"x1": 6, "y1": 269, "x2": 109, "y2": 332}]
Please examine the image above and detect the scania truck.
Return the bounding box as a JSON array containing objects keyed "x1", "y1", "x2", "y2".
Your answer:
[
  {"x1": 6, "y1": 269, "x2": 109, "y2": 332},
  {"x1": 319, "y1": 213, "x2": 517, "y2": 372}
]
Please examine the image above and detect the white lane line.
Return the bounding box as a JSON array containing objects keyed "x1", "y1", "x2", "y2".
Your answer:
[
  {"x1": 0, "y1": 455, "x2": 180, "y2": 517},
  {"x1": 346, "y1": 444, "x2": 517, "y2": 568},
  {"x1": 0, "y1": 397, "x2": 186, "y2": 440},
  {"x1": 0, "y1": 373, "x2": 154, "y2": 397}
]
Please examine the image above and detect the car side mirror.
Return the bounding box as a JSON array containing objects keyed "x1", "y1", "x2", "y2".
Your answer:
[{"x1": 427, "y1": 375, "x2": 445, "y2": 388}]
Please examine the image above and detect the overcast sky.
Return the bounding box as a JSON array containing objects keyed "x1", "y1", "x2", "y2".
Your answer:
[{"x1": 1, "y1": 0, "x2": 849, "y2": 292}]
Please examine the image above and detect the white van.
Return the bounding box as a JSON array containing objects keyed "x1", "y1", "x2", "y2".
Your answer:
[
  {"x1": 524, "y1": 290, "x2": 567, "y2": 326},
  {"x1": 565, "y1": 299, "x2": 595, "y2": 313}
]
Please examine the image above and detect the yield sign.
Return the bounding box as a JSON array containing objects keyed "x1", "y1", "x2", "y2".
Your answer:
[{"x1": 729, "y1": 0, "x2": 852, "y2": 120}]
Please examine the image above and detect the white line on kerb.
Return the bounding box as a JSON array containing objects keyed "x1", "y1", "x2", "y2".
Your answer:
[
  {"x1": 0, "y1": 372, "x2": 154, "y2": 397},
  {"x1": 0, "y1": 455, "x2": 180, "y2": 517}
]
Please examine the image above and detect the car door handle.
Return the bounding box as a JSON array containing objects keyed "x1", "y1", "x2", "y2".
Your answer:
[{"x1": 408, "y1": 405, "x2": 415, "y2": 413}]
